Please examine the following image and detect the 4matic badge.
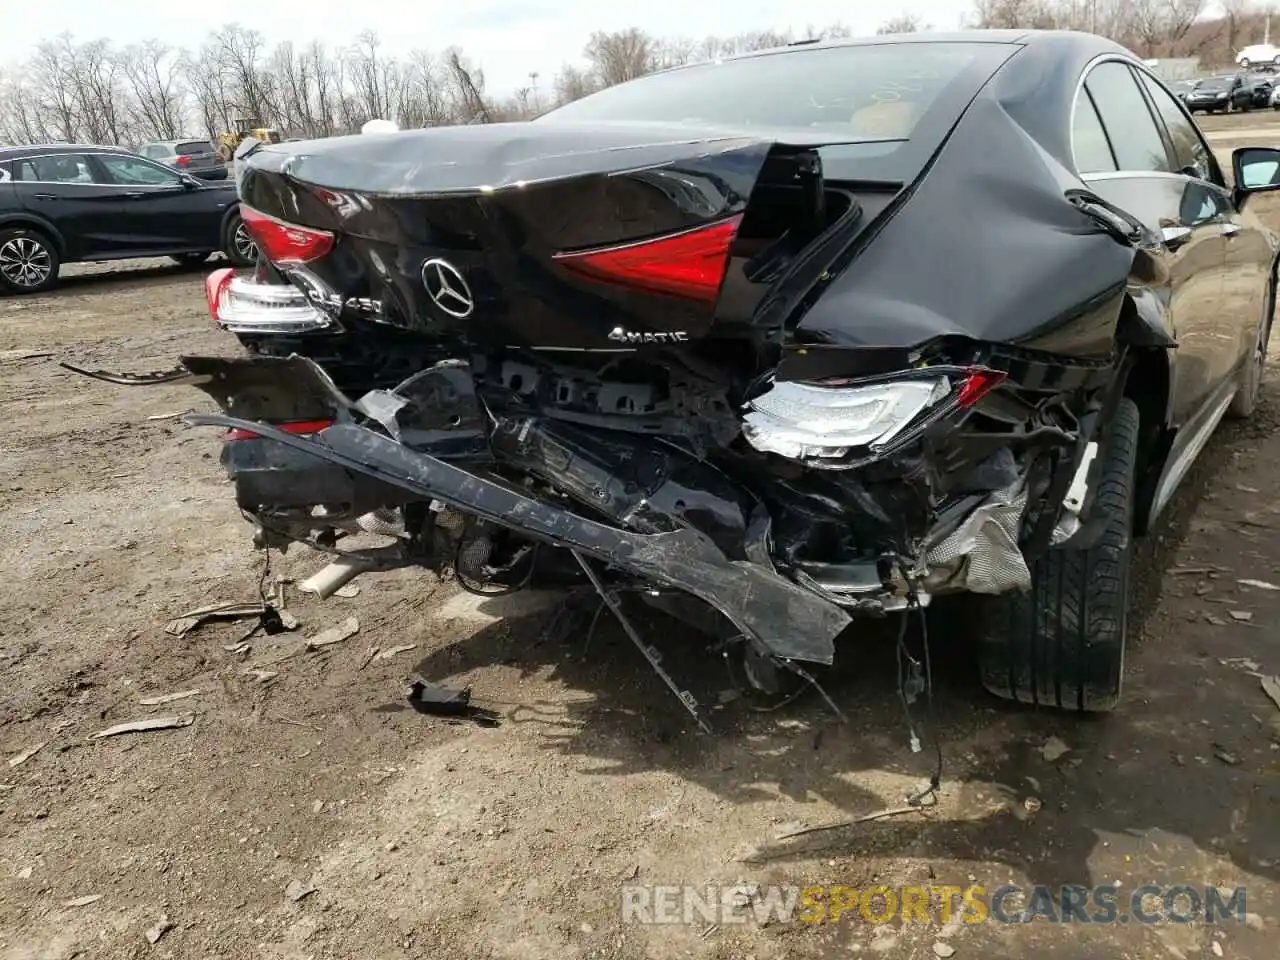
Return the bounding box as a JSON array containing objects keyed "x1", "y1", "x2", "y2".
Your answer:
[{"x1": 608, "y1": 327, "x2": 690, "y2": 345}]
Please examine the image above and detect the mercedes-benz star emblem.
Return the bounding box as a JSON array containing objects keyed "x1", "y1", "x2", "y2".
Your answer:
[{"x1": 421, "y1": 258, "x2": 475, "y2": 319}]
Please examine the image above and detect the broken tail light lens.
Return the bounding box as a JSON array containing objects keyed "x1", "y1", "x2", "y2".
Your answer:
[
  {"x1": 551, "y1": 214, "x2": 743, "y2": 303},
  {"x1": 955, "y1": 367, "x2": 1007, "y2": 408},
  {"x1": 240, "y1": 206, "x2": 335, "y2": 265},
  {"x1": 205, "y1": 268, "x2": 335, "y2": 334},
  {"x1": 205, "y1": 267, "x2": 235, "y2": 322},
  {"x1": 743, "y1": 378, "x2": 952, "y2": 460},
  {"x1": 225, "y1": 419, "x2": 334, "y2": 442}
]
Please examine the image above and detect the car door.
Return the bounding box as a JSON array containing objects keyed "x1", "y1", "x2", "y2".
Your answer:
[
  {"x1": 1136, "y1": 69, "x2": 1269, "y2": 399},
  {"x1": 9, "y1": 153, "x2": 133, "y2": 259},
  {"x1": 1074, "y1": 59, "x2": 1229, "y2": 428},
  {"x1": 89, "y1": 153, "x2": 227, "y2": 253}
]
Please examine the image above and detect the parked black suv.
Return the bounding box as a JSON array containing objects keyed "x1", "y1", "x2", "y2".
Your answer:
[{"x1": 0, "y1": 144, "x2": 256, "y2": 294}]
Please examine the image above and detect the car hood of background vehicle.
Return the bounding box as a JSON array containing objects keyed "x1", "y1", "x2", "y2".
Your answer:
[{"x1": 239, "y1": 120, "x2": 884, "y2": 196}]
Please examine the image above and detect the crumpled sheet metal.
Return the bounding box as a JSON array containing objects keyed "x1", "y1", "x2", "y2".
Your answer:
[{"x1": 925, "y1": 480, "x2": 1080, "y2": 595}]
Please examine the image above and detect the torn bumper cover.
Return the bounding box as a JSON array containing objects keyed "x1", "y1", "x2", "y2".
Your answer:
[{"x1": 187, "y1": 410, "x2": 853, "y2": 665}]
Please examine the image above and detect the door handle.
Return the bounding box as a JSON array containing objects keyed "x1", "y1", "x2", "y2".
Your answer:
[
  {"x1": 31, "y1": 193, "x2": 57, "y2": 200},
  {"x1": 1221, "y1": 222, "x2": 1243, "y2": 237},
  {"x1": 1161, "y1": 225, "x2": 1193, "y2": 248},
  {"x1": 124, "y1": 191, "x2": 146, "y2": 199}
]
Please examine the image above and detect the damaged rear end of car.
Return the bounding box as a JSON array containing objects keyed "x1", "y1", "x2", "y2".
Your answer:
[{"x1": 70, "y1": 35, "x2": 1158, "y2": 725}]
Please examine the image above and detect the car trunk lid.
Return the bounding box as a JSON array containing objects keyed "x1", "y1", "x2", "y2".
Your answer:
[{"x1": 235, "y1": 123, "x2": 870, "y2": 349}]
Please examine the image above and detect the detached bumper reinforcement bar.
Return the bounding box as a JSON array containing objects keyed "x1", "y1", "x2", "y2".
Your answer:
[{"x1": 186, "y1": 413, "x2": 851, "y2": 665}]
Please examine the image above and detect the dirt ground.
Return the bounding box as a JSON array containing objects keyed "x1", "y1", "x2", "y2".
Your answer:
[{"x1": 2, "y1": 114, "x2": 1280, "y2": 960}]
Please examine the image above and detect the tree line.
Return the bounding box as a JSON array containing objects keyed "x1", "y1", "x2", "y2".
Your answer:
[
  {"x1": 0, "y1": 22, "x2": 855, "y2": 148},
  {"x1": 0, "y1": 2, "x2": 1273, "y2": 148}
]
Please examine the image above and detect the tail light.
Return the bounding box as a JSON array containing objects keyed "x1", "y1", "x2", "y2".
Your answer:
[
  {"x1": 240, "y1": 206, "x2": 334, "y2": 265},
  {"x1": 205, "y1": 267, "x2": 235, "y2": 321},
  {"x1": 742, "y1": 368, "x2": 1006, "y2": 462},
  {"x1": 225, "y1": 419, "x2": 334, "y2": 442},
  {"x1": 175, "y1": 155, "x2": 192, "y2": 167},
  {"x1": 552, "y1": 214, "x2": 743, "y2": 303},
  {"x1": 204, "y1": 267, "x2": 334, "y2": 334}
]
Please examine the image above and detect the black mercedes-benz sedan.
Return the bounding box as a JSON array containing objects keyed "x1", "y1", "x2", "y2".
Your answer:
[
  {"x1": 0, "y1": 144, "x2": 257, "y2": 294},
  {"x1": 68, "y1": 30, "x2": 1280, "y2": 721}
]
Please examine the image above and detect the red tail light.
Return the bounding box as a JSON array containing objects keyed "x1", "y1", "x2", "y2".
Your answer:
[
  {"x1": 205, "y1": 267, "x2": 235, "y2": 322},
  {"x1": 552, "y1": 214, "x2": 743, "y2": 304},
  {"x1": 955, "y1": 368, "x2": 1007, "y2": 408},
  {"x1": 175, "y1": 155, "x2": 192, "y2": 167},
  {"x1": 240, "y1": 206, "x2": 334, "y2": 265},
  {"x1": 225, "y1": 419, "x2": 335, "y2": 442}
]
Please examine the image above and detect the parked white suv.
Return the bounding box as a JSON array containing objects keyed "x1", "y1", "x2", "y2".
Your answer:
[{"x1": 1237, "y1": 44, "x2": 1280, "y2": 68}]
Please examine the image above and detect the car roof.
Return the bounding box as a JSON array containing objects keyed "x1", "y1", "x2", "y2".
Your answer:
[
  {"x1": 618, "y1": 28, "x2": 1134, "y2": 91},
  {"x1": 0, "y1": 143, "x2": 131, "y2": 162},
  {"x1": 141, "y1": 138, "x2": 213, "y2": 146}
]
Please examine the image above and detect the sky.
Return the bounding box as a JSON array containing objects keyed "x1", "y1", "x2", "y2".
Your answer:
[{"x1": 0, "y1": 0, "x2": 981, "y2": 96}]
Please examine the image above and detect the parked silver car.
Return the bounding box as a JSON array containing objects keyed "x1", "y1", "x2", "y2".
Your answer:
[{"x1": 138, "y1": 139, "x2": 227, "y2": 180}]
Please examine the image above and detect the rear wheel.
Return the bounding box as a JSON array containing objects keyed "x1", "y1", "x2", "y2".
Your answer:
[
  {"x1": 222, "y1": 212, "x2": 257, "y2": 268},
  {"x1": 0, "y1": 227, "x2": 60, "y2": 295},
  {"x1": 979, "y1": 396, "x2": 1141, "y2": 713}
]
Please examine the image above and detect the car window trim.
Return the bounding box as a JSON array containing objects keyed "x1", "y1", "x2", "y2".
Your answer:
[
  {"x1": 11, "y1": 152, "x2": 101, "y2": 186},
  {"x1": 1130, "y1": 63, "x2": 1227, "y2": 188},
  {"x1": 93, "y1": 152, "x2": 186, "y2": 187},
  {"x1": 8, "y1": 151, "x2": 184, "y2": 187},
  {"x1": 1129, "y1": 64, "x2": 1182, "y2": 175},
  {"x1": 1073, "y1": 84, "x2": 1119, "y2": 174},
  {"x1": 1081, "y1": 168, "x2": 1236, "y2": 203},
  {"x1": 1074, "y1": 55, "x2": 1177, "y2": 177},
  {"x1": 1070, "y1": 53, "x2": 1172, "y2": 179}
]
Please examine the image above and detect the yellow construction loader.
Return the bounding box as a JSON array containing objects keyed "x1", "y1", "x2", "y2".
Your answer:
[{"x1": 215, "y1": 119, "x2": 284, "y2": 161}]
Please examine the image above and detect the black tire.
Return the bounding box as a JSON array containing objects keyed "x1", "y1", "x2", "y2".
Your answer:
[
  {"x1": 0, "y1": 226, "x2": 60, "y2": 295},
  {"x1": 222, "y1": 212, "x2": 257, "y2": 268},
  {"x1": 979, "y1": 396, "x2": 1141, "y2": 713},
  {"x1": 169, "y1": 252, "x2": 212, "y2": 266}
]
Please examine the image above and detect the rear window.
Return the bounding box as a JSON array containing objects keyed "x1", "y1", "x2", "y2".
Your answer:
[
  {"x1": 176, "y1": 141, "x2": 214, "y2": 155},
  {"x1": 538, "y1": 42, "x2": 1012, "y2": 143}
]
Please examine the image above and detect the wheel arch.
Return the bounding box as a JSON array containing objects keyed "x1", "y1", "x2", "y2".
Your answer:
[
  {"x1": 220, "y1": 202, "x2": 244, "y2": 236},
  {"x1": 1119, "y1": 295, "x2": 1174, "y2": 534},
  {"x1": 0, "y1": 214, "x2": 66, "y2": 256}
]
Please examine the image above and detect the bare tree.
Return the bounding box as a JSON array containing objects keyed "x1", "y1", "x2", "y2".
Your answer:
[
  {"x1": 29, "y1": 36, "x2": 81, "y2": 142},
  {"x1": 584, "y1": 28, "x2": 657, "y2": 86},
  {"x1": 121, "y1": 41, "x2": 186, "y2": 140},
  {"x1": 445, "y1": 48, "x2": 491, "y2": 123},
  {"x1": 877, "y1": 13, "x2": 928, "y2": 34},
  {"x1": 552, "y1": 64, "x2": 598, "y2": 105},
  {"x1": 215, "y1": 24, "x2": 275, "y2": 123}
]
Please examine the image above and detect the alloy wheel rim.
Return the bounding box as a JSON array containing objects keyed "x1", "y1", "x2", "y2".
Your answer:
[
  {"x1": 233, "y1": 223, "x2": 258, "y2": 262},
  {"x1": 0, "y1": 237, "x2": 52, "y2": 288}
]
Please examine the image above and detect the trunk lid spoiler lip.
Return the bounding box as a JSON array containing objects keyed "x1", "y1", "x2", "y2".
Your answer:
[{"x1": 238, "y1": 121, "x2": 902, "y2": 197}]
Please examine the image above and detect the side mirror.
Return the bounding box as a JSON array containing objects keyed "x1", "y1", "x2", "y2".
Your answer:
[
  {"x1": 179, "y1": 174, "x2": 201, "y2": 189},
  {"x1": 1232, "y1": 147, "x2": 1280, "y2": 200}
]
